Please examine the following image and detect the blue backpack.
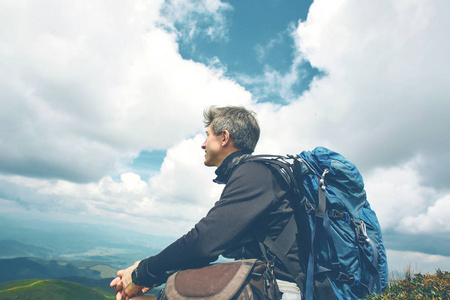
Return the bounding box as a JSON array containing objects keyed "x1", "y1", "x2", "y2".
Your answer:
[{"x1": 248, "y1": 147, "x2": 388, "y2": 299}]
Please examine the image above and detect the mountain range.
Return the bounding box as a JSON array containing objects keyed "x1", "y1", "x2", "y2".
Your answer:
[{"x1": 0, "y1": 215, "x2": 172, "y2": 298}]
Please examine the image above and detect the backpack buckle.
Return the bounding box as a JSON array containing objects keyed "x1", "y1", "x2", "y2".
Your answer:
[
  {"x1": 336, "y1": 272, "x2": 355, "y2": 284},
  {"x1": 331, "y1": 262, "x2": 341, "y2": 271},
  {"x1": 328, "y1": 209, "x2": 350, "y2": 222},
  {"x1": 354, "y1": 220, "x2": 371, "y2": 244},
  {"x1": 305, "y1": 200, "x2": 315, "y2": 215}
]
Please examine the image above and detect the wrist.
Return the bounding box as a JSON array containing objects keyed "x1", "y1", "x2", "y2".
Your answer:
[{"x1": 131, "y1": 267, "x2": 143, "y2": 286}]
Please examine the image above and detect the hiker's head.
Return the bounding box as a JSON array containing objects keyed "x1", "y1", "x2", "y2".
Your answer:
[{"x1": 201, "y1": 106, "x2": 260, "y2": 166}]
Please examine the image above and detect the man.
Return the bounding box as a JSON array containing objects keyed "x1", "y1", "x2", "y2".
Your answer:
[{"x1": 111, "y1": 106, "x2": 303, "y2": 299}]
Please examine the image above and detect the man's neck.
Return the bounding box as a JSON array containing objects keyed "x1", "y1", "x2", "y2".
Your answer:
[
  {"x1": 215, "y1": 146, "x2": 240, "y2": 167},
  {"x1": 214, "y1": 150, "x2": 253, "y2": 184}
]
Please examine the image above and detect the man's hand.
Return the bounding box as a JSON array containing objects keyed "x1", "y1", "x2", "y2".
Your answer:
[{"x1": 110, "y1": 261, "x2": 147, "y2": 300}]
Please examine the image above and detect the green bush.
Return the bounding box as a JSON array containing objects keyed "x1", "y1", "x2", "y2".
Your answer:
[{"x1": 367, "y1": 269, "x2": 450, "y2": 300}]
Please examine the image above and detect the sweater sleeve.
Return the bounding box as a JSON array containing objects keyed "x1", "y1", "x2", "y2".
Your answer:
[{"x1": 136, "y1": 162, "x2": 277, "y2": 287}]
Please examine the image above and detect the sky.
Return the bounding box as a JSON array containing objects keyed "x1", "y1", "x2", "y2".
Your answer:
[{"x1": 0, "y1": 0, "x2": 449, "y2": 274}]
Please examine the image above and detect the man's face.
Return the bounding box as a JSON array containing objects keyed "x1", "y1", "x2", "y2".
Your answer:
[{"x1": 201, "y1": 124, "x2": 224, "y2": 167}]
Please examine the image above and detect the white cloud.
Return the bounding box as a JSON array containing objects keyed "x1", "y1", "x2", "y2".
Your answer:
[
  {"x1": 149, "y1": 134, "x2": 223, "y2": 206},
  {"x1": 0, "y1": 0, "x2": 251, "y2": 183},
  {"x1": 0, "y1": 134, "x2": 226, "y2": 237},
  {"x1": 0, "y1": 0, "x2": 248, "y2": 237},
  {"x1": 400, "y1": 195, "x2": 450, "y2": 234},
  {"x1": 363, "y1": 157, "x2": 443, "y2": 233},
  {"x1": 159, "y1": 0, "x2": 232, "y2": 42},
  {"x1": 292, "y1": 0, "x2": 450, "y2": 177},
  {"x1": 387, "y1": 249, "x2": 450, "y2": 275}
]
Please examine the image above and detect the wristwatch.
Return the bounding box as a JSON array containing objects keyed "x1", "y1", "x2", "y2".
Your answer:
[{"x1": 131, "y1": 268, "x2": 142, "y2": 286}]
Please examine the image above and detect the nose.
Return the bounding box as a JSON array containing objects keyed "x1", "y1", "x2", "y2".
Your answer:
[{"x1": 201, "y1": 139, "x2": 206, "y2": 150}]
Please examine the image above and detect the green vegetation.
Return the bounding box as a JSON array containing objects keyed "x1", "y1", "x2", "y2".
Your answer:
[
  {"x1": 367, "y1": 269, "x2": 450, "y2": 300},
  {"x1": 0, "y1": 279, "x2": 115, "y2": 300}
]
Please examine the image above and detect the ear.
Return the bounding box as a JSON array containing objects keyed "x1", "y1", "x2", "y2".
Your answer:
[{"x1": 221, "y1": 130, "x2": 231, "y2": 146}]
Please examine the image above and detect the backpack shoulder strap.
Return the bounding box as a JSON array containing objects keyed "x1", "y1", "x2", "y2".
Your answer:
[{"x1": 243, "y1": 155, "x2": 309, "y2": 293}]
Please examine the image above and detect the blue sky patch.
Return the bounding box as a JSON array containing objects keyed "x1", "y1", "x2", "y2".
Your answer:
[
  {"x1": 173, "y1": 0, "x2": 321, "y2": 104},
  {"x1": 126, "y1": 150, "x2": 167, "y2": 181}
]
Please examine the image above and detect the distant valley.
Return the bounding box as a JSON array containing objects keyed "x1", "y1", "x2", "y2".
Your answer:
[
  {"x1": 0, "y1": 215, "x2": 173, "y2": 298},
  {"x1": 0, "y1": 215, "x2": 175, "y2": 268},
  {"x1": 0, "y1": 257, "x2": 115, "y2": 284}
]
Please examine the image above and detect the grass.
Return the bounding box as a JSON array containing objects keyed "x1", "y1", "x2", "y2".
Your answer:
[
  {"x1": 0, "y1": 279, "x2": 115, "y2": 300},
  {"x1": 367, "y1": 268, "x2": 450, "y2": 300}
]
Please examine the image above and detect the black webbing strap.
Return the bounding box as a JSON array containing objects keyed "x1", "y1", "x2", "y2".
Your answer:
[
  {"x1": 316, "y1": 182, "x2": 327, "y2": 219},
  {"x1": 357, "y1": 241, "x2": 381, "y2": 291},
  {"x1": 274, "y1": 215, "x2": 298, "y2": 256},
  {"x1": 260, "y1": 235, "x2": 304, "y2": 290}
]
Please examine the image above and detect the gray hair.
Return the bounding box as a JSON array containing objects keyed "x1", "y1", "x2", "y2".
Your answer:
[{"x1": 203, "y1": 106, "x2": 260, "y2": 152}]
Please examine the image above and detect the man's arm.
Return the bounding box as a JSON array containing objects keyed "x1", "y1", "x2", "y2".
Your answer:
[{"x1": 136, "y1": 161, "x2": 278, "y2": 287}]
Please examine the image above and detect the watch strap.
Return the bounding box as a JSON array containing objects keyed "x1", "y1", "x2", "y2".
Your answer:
[{"x1": 131, "y1": 267, "x2": 142, "y2": 286}]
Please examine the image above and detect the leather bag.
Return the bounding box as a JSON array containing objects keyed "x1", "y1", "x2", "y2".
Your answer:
[{"x1": 157, "y1": 259, "x2": 280, "y2": 300}]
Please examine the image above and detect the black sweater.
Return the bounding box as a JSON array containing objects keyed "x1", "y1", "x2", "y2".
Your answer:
[{"x1": 137, "y1": 151, "x2": 302, "y2": 287}]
